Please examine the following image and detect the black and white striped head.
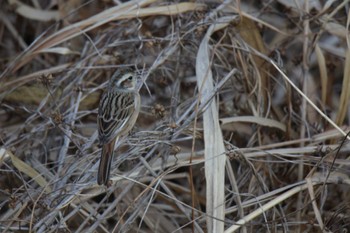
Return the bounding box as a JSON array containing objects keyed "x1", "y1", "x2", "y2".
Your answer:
[{"x1": 109, "y1": 68, "x2": 138, "y2": 92}]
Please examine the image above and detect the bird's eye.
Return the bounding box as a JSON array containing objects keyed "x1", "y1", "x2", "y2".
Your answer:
[{"x1": 127, "y1": 76, "x2": 133, "y2": 81}]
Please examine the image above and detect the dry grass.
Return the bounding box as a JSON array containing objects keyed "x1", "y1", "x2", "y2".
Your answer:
[{"x1": 1, "y1": 0, "x2": 350, "y2": 232}]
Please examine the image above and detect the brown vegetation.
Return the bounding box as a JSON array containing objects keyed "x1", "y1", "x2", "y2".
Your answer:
[{"x1": 0, "y1": 0, "x2": 350, "y2": 232}]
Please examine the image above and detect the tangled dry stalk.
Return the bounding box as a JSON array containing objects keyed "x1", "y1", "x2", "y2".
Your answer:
[{"x1": 1, "y1": 0, "x2": 350, "y2": 232}]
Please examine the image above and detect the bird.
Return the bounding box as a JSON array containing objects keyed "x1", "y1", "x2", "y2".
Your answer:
[{"x1": 97, "y1": 68, "x2": 141, "y2": 185}]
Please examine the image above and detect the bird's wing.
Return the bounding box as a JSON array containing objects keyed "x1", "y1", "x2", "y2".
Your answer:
[{"x1": 98, "y1": 92, "x2": 135, "y2": 144}]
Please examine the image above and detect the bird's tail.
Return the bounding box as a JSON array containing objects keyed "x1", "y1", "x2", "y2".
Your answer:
[{"x1": 97, "y1": 138, "x2": 117, "y2": 185}]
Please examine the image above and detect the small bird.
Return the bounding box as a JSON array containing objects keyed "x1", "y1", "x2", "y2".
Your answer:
[{"x1": 97, "y1": 68, "x2": 141, "y2": 185}]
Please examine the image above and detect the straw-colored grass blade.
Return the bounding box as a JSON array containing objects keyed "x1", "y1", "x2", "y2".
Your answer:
[
  {"x1": 315, "y1": 44, "x2": 328, "y2": 105},
  {"x1": 196, "y1": 16, "x2": 236, "y2": 233},
  {"x1": 9, "y1": 0, "x2": 59, "y2": 21},
  {"x1": 8, "y1": 150, "x2": 51, "y2": 193},
  {"x1": 220, "y1": 116, "x2": 287, "y2": 132},
  {"x1": 236, "y1": 16, "x2": 269, "y2": 113},
  {"x1": 10, "y1": 1, "x2": 206, "y2": 72},
  {"x1": 335, "y1": 49, "x2": 350, "y2": 126}
]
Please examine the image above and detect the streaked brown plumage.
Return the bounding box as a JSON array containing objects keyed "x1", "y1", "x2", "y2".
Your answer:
[{"x1": 97, "y1": 68, "x2": 140, "y2": 185}]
